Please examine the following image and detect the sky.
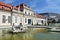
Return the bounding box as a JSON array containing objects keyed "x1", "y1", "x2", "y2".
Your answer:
[{"x1": 0, "y1": 0, "x2": 60, "y2": 13}]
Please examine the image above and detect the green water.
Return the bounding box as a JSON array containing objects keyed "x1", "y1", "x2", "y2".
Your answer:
[
  {"x1": 34, "y1": 32, "x2": 60, "y2": 40},
  {"x1": 0, "y1": 32, "x2": 60, "y2": 40}
]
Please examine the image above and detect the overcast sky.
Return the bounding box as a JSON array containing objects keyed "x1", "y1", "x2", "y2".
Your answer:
[{"x1": 0, "y1": 0, "x2": 60, "y2": 13}]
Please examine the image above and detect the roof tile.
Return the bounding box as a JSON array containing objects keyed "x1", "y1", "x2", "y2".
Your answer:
[
  {"x1": 36, "y1": 14, "x2": 45, "y2": 19},
  {"x1": 0, "y1": 2, "x2": 18, "y2": 11}
]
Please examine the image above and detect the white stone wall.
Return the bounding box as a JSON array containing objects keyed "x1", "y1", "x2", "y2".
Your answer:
[
  {"x1": 36, "y1": 18, "x2": 46, "y2": 25},
  {"x1": 0, "y1": 10, "x2": 23, "y2": 26},
  {"x1": 0, "y1": 10, "x2": 11, "y2": 26},
  {"x1": 23, "y1": 6, "x2": 37, "y2": 25},
  {"x1": 12, "y1": 13, "x2": 23, "y2": 26},
  {"x1": 0, "y1": 7, "x2": 46, "y2": 27}
]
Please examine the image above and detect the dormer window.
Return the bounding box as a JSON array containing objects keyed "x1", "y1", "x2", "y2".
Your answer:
[
  {"x1": 2, "y1": 6, "x2": 5, "y2": 10},
  {"x1": 16, "y1": 5, "x2": 19, "y2": 8}
]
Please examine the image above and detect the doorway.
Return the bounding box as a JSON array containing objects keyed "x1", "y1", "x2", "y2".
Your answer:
[{"x1": 28, "y1": 19, "x2": 31, "y2": 24}]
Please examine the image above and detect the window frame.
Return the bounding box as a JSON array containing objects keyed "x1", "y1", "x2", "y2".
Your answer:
[
  {"x1": 15, "y1": 16, "x2": 17, "y2": 23},
  {"x1": 2, "y1": 15, "x2": 6, "y2": 23},
  {"x1": 8, "y1": 16, "x2": 11, "y2": 23}
]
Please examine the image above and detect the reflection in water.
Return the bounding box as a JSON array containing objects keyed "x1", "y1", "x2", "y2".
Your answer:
[
  {"x1": 34, "y1": 32, "x2": 60, "y2": 40},
  {"x1": 10, "y1": 33, "x2": 33, "y2": 40},
  {"x1": 23, "y1": 33, "x2": 33, "y2": 40},
  {"x1": 0, "y1": 33, "x2": 33, "y2": 40},
  {"x1": 0, "y1": 29, "x2": 60, "y2": 40}
]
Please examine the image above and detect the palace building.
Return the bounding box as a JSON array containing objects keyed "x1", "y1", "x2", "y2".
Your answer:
[{"x1": 0, "y1": 2, "x2": 46, "y2": 27}]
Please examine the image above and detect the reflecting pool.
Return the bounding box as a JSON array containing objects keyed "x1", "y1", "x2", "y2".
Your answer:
[{"x1": 0, "y1": 29, "x2": 60, "y2": 40}]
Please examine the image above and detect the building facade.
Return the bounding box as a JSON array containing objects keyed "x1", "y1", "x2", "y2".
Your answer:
[
  {"x1": 40, "y1": 13, "x2": 60, "y2": 23},
  {"x1": 0, "y1": 2, "x2": 46, "y2": 27},
  {"x1": 36, "y1": 14, "x2": 46, "y2": 25}
]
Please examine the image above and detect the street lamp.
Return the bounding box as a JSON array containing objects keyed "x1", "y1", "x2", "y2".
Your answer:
[
  {"x1": 10, "y1": 4, "x2": 13, "y2": 30},
  {"x1": 23, "y1": 12, "x2": 24, "y2": 27}
]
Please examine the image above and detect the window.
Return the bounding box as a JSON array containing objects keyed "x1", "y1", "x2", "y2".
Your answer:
[
  {"x1": 20, "y1": 17, "x2": 22, "y2": 23},
  {"x1": 2, "y1": 6, "x2": 5, "y2": 10},
  {"x1": 15, "y1": 17, "x2": 17, "y2": 23},
  {"x1": 30, "y1": 13, "x2": 31, "y2": 15},
  {"x1": 31, "y1": 13, "x2": 33, "y2": 16},
  {"x1": 28, "y1": 19, "x2": 31, "y2": 24},
  {"x1": 57, "y1": 19, "x2": 60, "y2": 23},
  {"x1": 2, "y1": 15, "x2": 6, "y2": 23},
  {"x1": 8, "y1": 16, "x2": 11, "y2": 23},
  {"x1": 41, "y1": 20, "x2": 43, "y2": 24},
  {"x1": 28, "y1": 12, "x2": 30, "y2": 15},
  {"x1": 25, "y1": 11, "x2": 27, "y2": 14},
  {"x1": 25, "y1": 18, "x2": 27, "y2": 23}
]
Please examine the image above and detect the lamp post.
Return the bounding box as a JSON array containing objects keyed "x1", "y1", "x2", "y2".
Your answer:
[
  {"x1": 23, "y1": 13, "x2": 24, "y2": 27},
  {"x1": 10, "y1": 4, "x2": 14, "y2": 40},
  {"x1": 10, "y1": 5, "x2": 13, "y2": 30}
]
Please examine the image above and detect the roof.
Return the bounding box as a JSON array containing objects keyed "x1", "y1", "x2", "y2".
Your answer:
[
  {"x1": 0, "y1": 2, "x2": 34, "y2": 13},
  {"x1": 36, "y1": 14, "x2": 45, "y2": 19},
  {"x1": 0, "y1": 2, "x2": 18, "y2": 11},
  {"x1": 0, "y1": 2, "x2": 32, "y2": 11},
  {"x1": 20, "y1": 3, "x2": 30, "y2": 8}
]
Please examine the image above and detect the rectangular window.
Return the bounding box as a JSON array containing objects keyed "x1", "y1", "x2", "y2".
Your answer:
[
  {"x1": 25, "y1": 18, "x2": 27, "y2": 23},
  {"x1": 25, "y1": 11, "x2": 27, "y2": 14},
  {"x1": 28, "y1": 13, "x2": 30, "y2": 15},
  {"x1": 20, "y1": 17, "x2": 22, "y2": 23},
  {"x1": 8, "y1": 16, "x2": 11, "y2": 23},
  {"x1": 30, "y1": 13, "x2": 31, "y2": 15},
  {"x1": 15, "y1": 17, "x2": 17, "y2": 23},
  {"x1": 28, "y1": 19, "x2": 31, "y2": 24},
  {"x1": 2, "y1": 15, "x2": 6, "y2": 23}
]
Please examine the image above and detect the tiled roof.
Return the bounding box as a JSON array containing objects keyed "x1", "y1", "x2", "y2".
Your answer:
[
  {"x1": 13, "y1": 6, "x2": 18, "y2": 10},
  {"x1": 0, "y1": 5, "x2": 3, "y2": 9},
  {"x1": 0, "y1": 2, "x2": 11, "y2": 7},
  {"x1": 36, "y1": 14, "x2": 45, "y2": 19},
  {"x1": 0, "y1": 2, "x2": 18, "y2": 11},
  {"x1": 0, "y1": 2, "x2": 31, "y2": 11},
  {"x1": 20, "y1": 3, "x2": 30, "y2": 8}
]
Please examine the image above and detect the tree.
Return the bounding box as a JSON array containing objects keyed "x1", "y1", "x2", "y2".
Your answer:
[{"x1": 52, "y1": 19, "x2": 56, "y2": 24}]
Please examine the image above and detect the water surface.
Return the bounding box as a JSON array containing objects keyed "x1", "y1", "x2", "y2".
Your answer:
[{"x1": 0, "y1": 32, "x2": 60, "y2": 40}]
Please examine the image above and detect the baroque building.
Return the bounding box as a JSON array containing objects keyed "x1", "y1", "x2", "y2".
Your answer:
[{"x1": 0, "y1": 2, "x2": 46, "y2": 27}]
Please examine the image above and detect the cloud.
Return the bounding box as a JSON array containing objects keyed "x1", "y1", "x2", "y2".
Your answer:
[
  {"x1": 33, "y1": 0, "x2": 60, "y2": 13},
  {"x1": 5, "y1": 0, "x2": 16, "y2": 4},
  {"x1": 0, "y1": 0, "x2": 17, "y2": 5},
  {"x1": 35, "y1": 0, "x2": 60, "y2": 13},
  {"x1": 27, "y1": 0, "x2": 47, "y2": 13},
  {"x1": 47, "y1": 0, "x2": 60, "y2": 6},
  {"x1": 29, "y1": 0, "x2": 39, "y2": 8},
  {"x1": 0, "y1": 0, "x2": 4, "y2": 2},
  {"x1": 0, "y1": 0, "x2": 60, "y2": 13}
]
